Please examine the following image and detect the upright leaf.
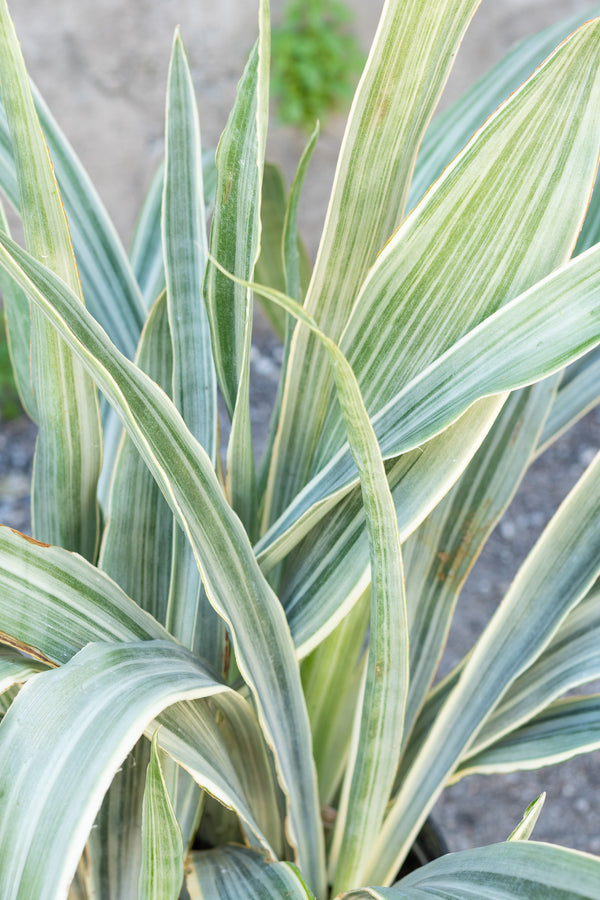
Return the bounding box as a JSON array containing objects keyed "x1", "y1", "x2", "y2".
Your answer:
[
  {"x1": 205, "y1": 1, "x2": 269, "y2": 535},
  {"x1": 213, "y1": 268, "x2": 408, "y2": 896},
  {"x1": 138, "y1": 732, "x2": 184, "y2": 900},
  {"x1": 263, "y1": 0, "x2": 482, "y2": 527},
  {"x1": 0, "y1": 0, "x2": 102, "y2": 560},
  {"x1": 161, "y1": 31, "x2": 222, "y2": 663},
  {"x1": 94, "y1": 294, "x2": 201, "y2": 898}
]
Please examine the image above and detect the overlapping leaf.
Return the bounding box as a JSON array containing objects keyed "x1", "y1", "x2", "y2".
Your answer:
[
  {"x1": 0, "y1": 0, "x2": 102, "y2": 559},
  {"x1": 138, "y1": 732, "x2": 184, "y2": 900},
  {"x1": 365, "y1": 440, "x2": 600, "y2": 884},
  {"x1": 0, "y1": 642, "x2": 277, "y2": 898},
  {"x1": 184, "y1": 847, "x2": 315, "y2": 899},
  {"x1": 0, "y1": 235, "x2": 325, "y2": 896},
  {"x1": 264, "y1": 0, "x2": 483, "y2": 526},
  {"x1": 344, "y1": 842, "x2": 600, "y2": 899}
]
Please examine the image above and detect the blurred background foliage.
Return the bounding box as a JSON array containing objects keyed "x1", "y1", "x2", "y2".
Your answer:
[{"x1": 271, "y1": 0, "x2": 365, "y2": 131}]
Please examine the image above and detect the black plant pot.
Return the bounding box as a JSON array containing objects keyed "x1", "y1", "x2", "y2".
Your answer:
[{"x1": 395, "y1": 817, "x2": 448, "y2": 880}]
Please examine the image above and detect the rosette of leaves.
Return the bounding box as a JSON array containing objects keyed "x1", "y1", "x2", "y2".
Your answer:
[
  {"x1": 271, "y1": 0, "x2": 364, "y2": 130},
  {"x1": 1, "y1": 0, "x2": 600, "y2": 898}
]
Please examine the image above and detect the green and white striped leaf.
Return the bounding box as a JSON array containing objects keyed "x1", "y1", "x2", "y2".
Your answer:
[
  {"x1": 0, "y1": 641, "x2": 260, "y2": 899},
  {"x1": 264, "y1": 0, "x2": 482, "y2": 526},
  {"x1": 365, "y1": 441, "x2": 600, "y2": 885},
  {"x1": 85, "y1": 739, "x2": 156, "y2": 900},
  {"x1": 411, "y1": 5, "x2": 600, "y2": 454},
  {"x1": 0, "y1": 201, "x2": 36, "y2": 418},
  {"x1": 0, "y1": 526, "x2": 171, "y2": 664},
  {"x1": 162, "y1": 31, "x2": 221, "y2": 660},
  {"x1": 301, "y1": 590, "x2": 369, "y2": 807},
  {"x1": 99, "y1": 292, "x2": 174, "y2": 627},
  {"x1": 205, "y1": 5, "x2": 269, "y2": 535},
  {"x1": 211, "y1": 268, "x2": 408, "y2": 895},
  {"x1": 0, "y1": 86, "x2": 146, "y2": 360},
  {"x1": 95, "y1": 294, "x2": 201, "y2": 899},
  {"x1": 408, "y1": 5, "x2": 600, "y2": 210},
  {"x1": 508, "y1": 795, "x2": 545, "y2": 842},
  {"x1": 205, "y1": 27, "x2": 265, "y2": 415},
  {"x1": 0, "y1": 236, "x2": 325, "y2": 897},
  {"x1": 31, "y1": 86, "x2": 146, "y2": 359},
  {"x1": 0, "y1": 644, "x2": 49, "y2": 690},
  {"x1": 458, "y1": 696, "x2": 600, "y2": 777},
  {"x1": 0, "y1": 0, "x2": 102, "y2": 560},
  {"x1": 259, "y1": 239, "x2": 600, "y2": 575},
  {"x1": 344, "y1": 842, "x2": 600, "y2": 899},
  {"x1": 184, "y1": 847, "x2": 315, "y2": 899},
  {"x1": 138, "y1": 731, "x2": 184, "y2": 900},
  {"x1": 162, "y1": 29, "x2": 215, "y2": 463},
  {"x1": 400, "y1": 381, "x2": 554, "y2": 743},
  {"x1": 129, "y1": 152, "x2": 217, "y2": 311},
  {"x1": 464, "y1": 583, "x2": 600, "y2": 761},
  {"x1": 257, "y1": 126, "x2": 318, "y2": 497},
  {"x1": 264, "y1": 398, "x2": 502, "y2": 655},
  {"x1": 156, "y1": 696, "x2": 283, "y2": 859},
  {"x1": 315, "y1": 19, "x2": 600, "y2": 469}
]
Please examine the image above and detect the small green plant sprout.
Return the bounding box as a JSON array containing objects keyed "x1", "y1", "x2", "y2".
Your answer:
[{"x1": 271, "y1": 0, "x2": 365, "y2": 130}]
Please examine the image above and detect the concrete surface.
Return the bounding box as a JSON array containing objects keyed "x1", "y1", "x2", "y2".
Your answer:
[{"x1": 2, "y1": 0, "x2": 600, "y2": 869}]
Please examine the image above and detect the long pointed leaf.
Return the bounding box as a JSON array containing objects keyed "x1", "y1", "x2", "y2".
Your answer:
[
  {"x1": 162, "y1": 31, "x2": 220, "y2": 660},
  {"x1": 316, "y1": 19, "x2": 600, "y2": 470},
  {"x1": 211, "y1": 265, "x2": 408, "y2": 895},
  {"x1": 367, "y1": 446, "x2": 600, "y2": 884},
  {"x1": 0, "y1": 235, "x2": 325, "y2": 896},
  {"x1": 264, "y1": 0, "x2": 482, "y2": 526},
  {"x1": 0, "y1": 0, "x2": 102, "y2": 559},
  {"x1": 345, "y1": 842, "x2": 600, "y2": 899},
  {"x1": 138, "y1": 731, "x2": 184, "y2": 900},
  {"x1": 259, "y1": 239, "x2": 600, "y2": 567}
]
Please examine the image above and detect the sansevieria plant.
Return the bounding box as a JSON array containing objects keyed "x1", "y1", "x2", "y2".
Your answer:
[{"x1": 2, "y1": 0, "x2": 600, "y2": 896}]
